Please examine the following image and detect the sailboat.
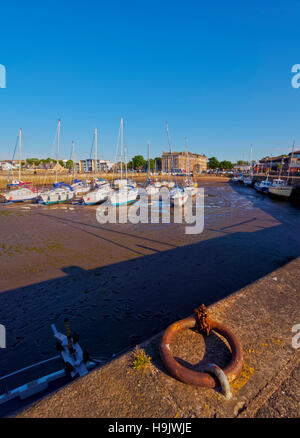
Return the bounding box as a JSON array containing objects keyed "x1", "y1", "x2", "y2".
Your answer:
[
  {"x1": 70, "y1": 141, "x2": 90, "y2": 196},
  {"x1": 109, "y1": 117, "x2": 138, "y2": 206},
  {"x1": 165, "y1": 122, "x2": 188, "y2": 207},
  {"x1": 83, "y1": 128, "x2": 112, "y2": 205},
  {"x1": 1, "y1": 129, "x2": 41, "y2": 202},
  {"x1": 146, "y1": 141, "x2": 159, "y2": 196},
  {"x1": 39, "y1": 120, "x2": 75, "y2": 205},
  {"x1": 269, "y1": 145, "x2": 295, "y2": 199},
  {"x1": 183, "y1": 137, "x2": 198, "y2": 196}
]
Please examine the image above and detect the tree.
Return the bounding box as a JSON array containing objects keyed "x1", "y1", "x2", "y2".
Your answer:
[
  {"x1": 208, "y1": 157, "x2": 220, "y2": 169},
  {"x1": 236, "y1": 160, "x2": 248, "y2": 165},
  {"x1": 132, "y1": 155, "x2": 146, "y2": 170},
  {"x1": 219, "y1": 160, "x2": 233, "y2": 170}
]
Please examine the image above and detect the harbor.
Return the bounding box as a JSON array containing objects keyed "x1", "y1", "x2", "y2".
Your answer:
[
  {"x1": 0, "y1": 177, "x2": 299, "y2": 417},
  {"x1": 1, "y1": 1, "x2": 300, "y2": 425}
]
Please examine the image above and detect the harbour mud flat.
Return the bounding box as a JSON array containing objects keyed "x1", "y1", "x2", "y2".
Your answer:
[{"x1": 0, "y1": 180, "x2": 299, "y2": 416}]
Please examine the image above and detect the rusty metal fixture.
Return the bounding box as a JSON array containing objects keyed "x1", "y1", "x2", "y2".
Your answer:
[
  {"x1": 159, "y1": 305, "x2": 243, "y2": 388},
  {"x1": 194, "y1": 304, "x2": 211, "y2": 336}
]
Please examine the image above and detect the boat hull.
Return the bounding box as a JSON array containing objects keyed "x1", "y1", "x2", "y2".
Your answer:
[{"x1": 268, "y1": 186, "x2": 293, "y2": 198}]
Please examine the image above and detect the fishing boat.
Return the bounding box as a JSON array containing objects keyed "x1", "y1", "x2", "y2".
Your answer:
[
  {"x1": 254, "y1": 179, "x2": 272, "y2": 193},
  {"x1": 268, "y1": 145, "x2": 295, "y2": 199},
  {"x1": 146, "y1": 141, "x2": 159, "y2": 196},
  {"x1": 269, "y1": 184, "x2": 293, "y2": 199},
  {"x1": 183, "y1": 137, "x2": 198, "y2": 196}
]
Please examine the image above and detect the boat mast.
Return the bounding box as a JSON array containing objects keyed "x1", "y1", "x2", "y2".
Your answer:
[
  {"x1": 18, "y1": 128, "x2": 22, "y2": 181},
  {"x1": 147, "y1": 140, "x2": 150, "y2": 184},
  {"x1": 94, "y1": 127, "x2": 98, "y2": 181},
  {"x1": 56, "y1": 119, "x2": 61, "y2": 183},
  {"x1": 124, "y1": 144, "x2": 128, "y2": 179},
  {"x1": 72, "y1": 141, "x2": 75, "y2": 181},
  {"x1": 165, "y1": 122, "x2": 176, "y2": 185},
  {"x1": 120, "y1": 117, "x2": 123, "y2": 180},
  {"x1": 185, "y1": 137, "x2": 191, "y2": 180}
]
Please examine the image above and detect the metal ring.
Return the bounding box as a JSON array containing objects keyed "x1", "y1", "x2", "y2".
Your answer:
[{"x1": 159, "y1": 316, "x2": 243, "y2": 388}]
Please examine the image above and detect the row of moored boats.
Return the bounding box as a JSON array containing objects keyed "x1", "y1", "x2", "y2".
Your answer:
[{"x1": 231, "y1": 174, "x2": 295, "y2": 199}]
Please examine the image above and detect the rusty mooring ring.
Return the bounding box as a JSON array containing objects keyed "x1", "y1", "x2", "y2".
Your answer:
[{"x1": 159, "y1": 305, "x2": 243, "y2": 388}]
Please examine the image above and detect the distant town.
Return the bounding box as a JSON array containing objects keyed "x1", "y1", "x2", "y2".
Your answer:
[{"x1": 1, "y1": 148, "x2": 300, "y2": 176}]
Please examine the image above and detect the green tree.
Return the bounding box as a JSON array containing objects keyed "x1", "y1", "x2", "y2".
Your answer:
[
  {"x1": 132, "y1": 155, "x2": 146, "y2": 170},
  {"x1": 208, "y1": 157, "x2": 220, "y2": 169},
  {"x1": 219, "y1": 160, "x2": 233, "y2": 170}
]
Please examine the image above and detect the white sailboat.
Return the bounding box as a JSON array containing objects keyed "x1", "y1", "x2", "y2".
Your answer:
[
  {"x1": 40, "y1": 120, "x2": 75, "y2": 205},
  {"x1": 1, "y1": 129, "x2": 41, "y2": 202},
  {"x1": 170, "y1": 186, "x2": 188, "y2": 207},
  {"x1": 183, "y1": 137, "x2": 198, "y2": 196},
  {"x1": 165, "y1": 122, "x2": 188, "y2": 206},
  {"x1": 146, "y1": 140, "x2": 159, "y2": 196},
  {"x1": 70, "y1": 141, "x2": 90, "y2": 195},
  {"x1": 109, "y1": 117, "x2": 138, "y2": 206},
  {"x1": 83, "y1": 129, "x2": 112, "y2": 205}
]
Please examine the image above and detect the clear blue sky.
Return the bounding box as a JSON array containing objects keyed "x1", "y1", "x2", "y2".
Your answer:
[{"x1": 1, "y1": 0, "x2": 300, "y2": 163}]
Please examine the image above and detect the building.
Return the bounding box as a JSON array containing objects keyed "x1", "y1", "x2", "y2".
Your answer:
[
  {"x1": 161, "y1": 151, "x2": 207, "y2": 174},
  {"x1": 233, "y1": 164, "x2": 252, "y2": 172},
  {"x1": 79, "y1": 159, "x2": 113, "y2": 173},
  {"x1": 289, "y1": 150, "x2": 300, "y2": 174}
]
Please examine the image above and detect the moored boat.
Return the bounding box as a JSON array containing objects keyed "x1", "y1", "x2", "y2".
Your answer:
[
  {"x1": 39, "y1": 182, "x2": 75, "y2": 205},
  {"x1": 170, "y1": 186, "x2": 188, "y2": 206},
  {"x1": 83, "y1": 182, "x2": 111, "y2": 205},
  {"x1": 1, "y1": 182, "x2": 40, "y2": 202},
  {"x1": 109, "y1": 184, "x2": 138, "y2": 206},
  {"x1": 254, "y1": 179, "x2": 272, "y2": 193}
]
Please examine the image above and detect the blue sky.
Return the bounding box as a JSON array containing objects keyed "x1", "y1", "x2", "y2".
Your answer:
[{"x1": 1, "y1": 1, "x2": 300, "y2": 163}]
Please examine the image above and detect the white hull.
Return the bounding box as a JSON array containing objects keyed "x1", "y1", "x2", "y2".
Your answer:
[
  {"x1": 72, "y1": 183, "x2": 90, "y2": 195},
  {"x1": 146, "y1": 185, "x2": 159, "y2": 196},
  {"x1": 110, "y1": 186, "x2": 138, "y2": 206},
  {"x1": 83, "y1": 184, "x2": 111, "y2": 205},
  {"x1": 268, "y1": 186, "x2": 293, "y2": 198},
  {"x1": 184, "y1": 185, "x2": 198, "y2": 196},
  {"x1": 40, "y1": 188, "x2": 74, "y2": 205},
  {"x1": 170, "y1": 188, "x2": 188, "y2": 206},
  {"x1": 1, "y1": 187, "x2": 40, "y2": 202}
]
